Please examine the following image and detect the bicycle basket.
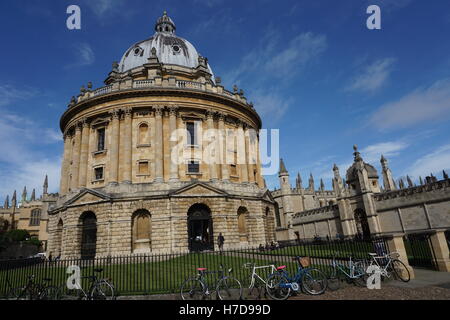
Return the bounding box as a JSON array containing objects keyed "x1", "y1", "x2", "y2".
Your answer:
[{"x1": 299, "y1": 257, "x2": 311, "y2": 268}]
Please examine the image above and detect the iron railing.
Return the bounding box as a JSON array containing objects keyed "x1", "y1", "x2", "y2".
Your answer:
[{"x1": 0, "y1": 237, "x2": 390, "y2": 297}]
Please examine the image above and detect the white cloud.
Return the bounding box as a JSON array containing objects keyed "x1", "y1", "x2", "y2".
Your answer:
[
  {"x1": 406, "y1": 144, "x2": 450, "y2": 178},
  {"x1": 0, "y1": 111, "x2": 61, "y2": 201},
  {"x1": 370, "y1": 78, "x2": 450, "y2": 130},
  {"x1": 346, "y1": 58, "x2": 396, "y2": 93},
  {"x1": 249, "y1": 90, "x2": 294, "y2": 123},
  {"x1": 85, "y1": 0, "x2": 125, "y2": 18},
  {"x1": 66, "y1": 43, "x2": 95, "y2": 69},
  {"x1": 225, "y1": 31, "x2": 327, "y2": 86},
  {"x1": 0, "y1": 85, "x2": 38, "y2": 107},
  {"x1": 361, "y1": 141, "x2": 409, "y2": 163}
]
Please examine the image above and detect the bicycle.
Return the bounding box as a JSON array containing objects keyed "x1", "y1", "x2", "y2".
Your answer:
[
  {"x1": 8, "y1": 275, "x2": 61, "y2": 300},
  {"x1": 243, "y1": 262, "x2": 278, "y2": 299},
  {"x1": 180, "y1": 264, "x2": 243, "y2": 300},
  {"x1": 265, "y1": 256, "x2": 327, "y2": 300},
  {"x1": 327, "y1": 252, "x2": 368, "y2": 291},
  {"x1": 367, "y1": 252, "x2": 410, "y2": 282},
  {"x1": 72, "y1": 268, "x2": 115, "y2": 300}
]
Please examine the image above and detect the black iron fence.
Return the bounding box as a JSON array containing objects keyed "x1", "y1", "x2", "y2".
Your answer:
[
  {"x1": 403, "y1": 233, "x2": 438, "y2": 270},
  {"x1": 0, "y1": 237, "x2": 390, "y2": 297}
]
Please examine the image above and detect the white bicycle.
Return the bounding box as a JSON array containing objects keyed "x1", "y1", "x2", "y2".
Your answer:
[
  {"x1": 243, "y1": 263, "x2": 278, "y2": 299},
  {"x1": 367, "y1": 252, "x2": 410, "y2": 282}
]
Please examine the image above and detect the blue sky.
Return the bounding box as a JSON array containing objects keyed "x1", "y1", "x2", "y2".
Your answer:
[{"x1": 0, "y1": 0, "x2": 450, "y2": 201}]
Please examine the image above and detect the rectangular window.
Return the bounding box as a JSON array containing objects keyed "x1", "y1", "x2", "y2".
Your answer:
[
  {"x1": 187, "y1": 160, "x2": 200, "y2": 174},
  {"x1": 138, "y1": 161, "x2": 149, "y2": 175},
  {"x1": 97, "y1": 128, "x2": 105, "y2": 151},
  {"x1": 94, "y1": 167, "x2": 104, "y2": 180},
  {"x1": 186, "y1": 122, "x2": 196, "y2": 145}
]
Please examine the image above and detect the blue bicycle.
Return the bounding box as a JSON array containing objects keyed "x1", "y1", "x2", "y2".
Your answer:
[{"x1": 265, "y1": 256, "x2": 327, "y2": 300}]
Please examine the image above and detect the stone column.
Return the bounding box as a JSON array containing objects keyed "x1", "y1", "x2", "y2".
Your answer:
[
  {"x1": 122, "y1": 107, "x2": 133, "y2": 183},
  {"x1": 109, "y1": 109, "x2": 120, "y2": 184},
  {"x1": 60, "y1": 134, "x2": 71, "y2": 194},
  {"x1": 71, "y1": 124, "x2": 82, "y2": 190},
  {"x1": 429, "y1": 230, "x2": 450, "y2": 272},
  {"x1": 206, "y1": 110, "x2": 218, "y2": 181},
  {"x1": 386, "y1": 234, "x2": 415, "y2": 279},
  {"x1": 169, "y1": 106, "x2": 179, "y2": 181},
  {"x1": 246, "y1": 126, "x2": 255, "y2": 184},
  {"x1": 218, "y1": 112, "x2": 229, "y2": 181},
  {"x1": 237, "y1": 121, "x2": 249, "y2": 183},
  {"x1": 154, "y1": 106, "x2": 164, "y2": 182},
  {"x1": 78, "y1": 118, "x2": 90, "y2": 188}
]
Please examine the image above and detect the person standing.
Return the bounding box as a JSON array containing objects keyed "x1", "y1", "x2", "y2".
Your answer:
[{"x1": 217, "y1": 233, "x2": 225, "y2": 254}]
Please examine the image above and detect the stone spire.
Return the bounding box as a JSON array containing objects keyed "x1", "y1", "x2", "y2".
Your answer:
[
  {"x1": 419, "y1": 176, "x2": 424, "y2": 185},
  {"x1": 443, "y1": 170, "x2": 449, "y2": 180},
  {"x1": 332, "y1": 164, "x2": 344, "y2": 196},
  {"x1": 380, "y1": 155, "x2": 396, "y2": 191},
  {"x1": 308, "y1": 173, "x2": 315, "y2": 191},
  {"x1": 3, "y1": 195, "x2": 9, "y2": 209},
  {"x1": 21, "y1": 186, "x2": 27, "y2": 204},
  {"x1": 406, "y1": 175, "x2": 414, "y2": 188},
  {"x1": 320, "y1": 178, "x2": 325, "y2": 191},
  {"x1": 43, "y1": 175, "x2": 48, "y2": 195},
  {"x1": 11, "y1": 190, "x2": 17, "y2": 208},
  {"x1": 30, "y1": 189, "x2": 36, "y2": 201},
  {"x1": 398, "y1": 178, "x2": 405, "y2": 189},
  {"x1": 295, "y1": 172, "x2": 302, "y2": 190},
  {"x1": 279, "y1": 158, "x2": 288, "y2": 175}
]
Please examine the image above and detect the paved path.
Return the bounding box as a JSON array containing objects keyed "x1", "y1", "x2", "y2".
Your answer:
[{"x1": 384, "y1": 268, "x2": 450, "y2": 289}]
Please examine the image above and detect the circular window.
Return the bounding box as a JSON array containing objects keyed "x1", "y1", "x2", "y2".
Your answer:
[
  {"x1": 133, "y1": 47, "x2": 143, "y2": 56},
  {"x1": 172, "y1": 45, "x2": 180, "y2": 54}
]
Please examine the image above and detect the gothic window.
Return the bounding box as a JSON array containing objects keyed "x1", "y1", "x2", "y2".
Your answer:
[
  {"x1": 29, "y1": 209, "x2": 41, "y2": 226},
  {"x1": 97, "y1": 128, "x2": 105, "y2": 151},
  {"x1": 138, "y1": 123, "x2": 149, "y2": 146}
]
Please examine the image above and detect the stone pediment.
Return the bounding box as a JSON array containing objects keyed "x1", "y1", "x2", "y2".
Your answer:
[
  {"x1": 170, "y1": 182, "x2": 229, "y2": 197},
  {"x1": 65, "y1": 188, "x2": 111, "y2": 207}
]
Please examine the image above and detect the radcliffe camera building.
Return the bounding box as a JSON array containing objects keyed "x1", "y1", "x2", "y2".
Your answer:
[{"x1": 46, "y1": 12, "x2": 276, "y2": 259}]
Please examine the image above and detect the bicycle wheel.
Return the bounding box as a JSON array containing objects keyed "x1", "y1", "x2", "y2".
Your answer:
[
  {"x1": 265, "y1": 273, "x2": 291, "y2": 300},
  {"x1": 39, "y1": 286, "x2": 62, "y2": 300},
  {"x1": 246, "y1": 281, "x2": 264, "y2": 300},
  {"x1": 7, "y1": 287, "x2": 27, "y2": 300},
  {"x1": 301, "y1": 269, "x2": 327, "y2": 295},
  {"x1": 353, "y1": 261, "x2": 369, "y2": 287},
  {"x1": 327, "y1": 268, "x2": 341, "y2": 291},
  {"x1": 217, "y1": 277, "x2": 242, "y2": 300},
  {"x1": 391, "y1": 259, "x2": 410, "y2": 282},
  {"x1": 91, "y1": 280, "x2": 115, "y2": 300},
  {"x1": 180, "y1": 278, "x2": 205, "y2": 300}
]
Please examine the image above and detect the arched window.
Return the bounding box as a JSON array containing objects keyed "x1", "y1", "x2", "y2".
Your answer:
[
  {"x1": 55, "y1": 219, "x2": 63, "y2": 257},
  {"x1": 237, "y1": 207, "x2": 249, "y2": 242},
  {"x1": 29, "y1": 209, "x2": 41, "y2": 226},
  {"x1": 132, "y1": 209, "x2": 151, "y2": 253},
  {"x1": 80, "y1": 211, "x2": 97, "y2": 260},
  {"x1": 138, "y1": 123, "x2": 149, "y2": 146}
]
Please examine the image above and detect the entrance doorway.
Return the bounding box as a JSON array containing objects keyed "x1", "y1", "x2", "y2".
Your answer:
[
  {"x1": 354, "y1": 209, "x2": 371, "y2": 240},
  {"x1": 80, "y1": 211, "x2": 97, "y2": 260},
  {"x1": 187, "y1": 204, "x2": 214, "y2": 252}
]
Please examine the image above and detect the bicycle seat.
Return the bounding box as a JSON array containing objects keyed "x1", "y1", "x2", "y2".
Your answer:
[
  {"x1": 276, "y1": 265, "x2": 286, "y2": 271},
  {"x1": 368, "y1": 253, "x2": 377, "y2": 256},
  {"x1": 94, "y1": 268, "x2": 103, "y2": 273},
  {"x1": 197, "y1": 268, "x2": 207, "y2": 271}
]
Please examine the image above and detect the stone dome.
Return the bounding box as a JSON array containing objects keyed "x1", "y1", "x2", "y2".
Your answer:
[
  {"x1": 118, "y1": 11, "x2": 214, "y2": 78},
  {"x1": 346, "y1": 162, "x2": 378, "y2": 183}
]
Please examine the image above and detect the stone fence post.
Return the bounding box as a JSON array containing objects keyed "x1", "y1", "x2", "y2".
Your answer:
[
  {"x1": 430, "y1": 229, "x2": 450, "y2": 272},
  {"x1": 385, "y1": 233, "x2": 415, "y2": 280}
]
